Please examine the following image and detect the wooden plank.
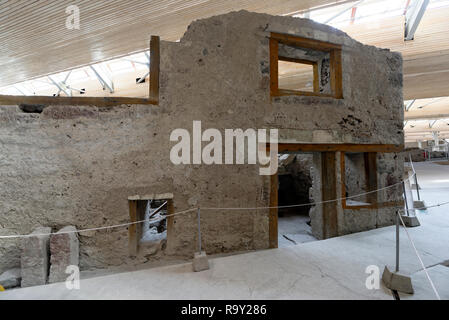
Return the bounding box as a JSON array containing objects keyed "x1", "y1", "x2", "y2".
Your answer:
[
  {"x1": 269, "y1": 173, "x2": 278, "y2": 248},
  {"x1": 0, "y1": 95, "x2": 157, "y2": 107},
  {"x1": 321, "y1": 152, "x2": 338, "y2": 239},
  {"x1": 270, "y1": 32, "x2": 342, "y2": 51},
  {"x1": 278, "y1": 56, "x2": 317, "y2": 65},
  {"x1": 128, "y1": 200, "x2": 138, "y2": 256},
  {"x1": 270, "y1": 38, "x2": 279, "y2": 98},
  {"x1": 276, "y1": 143, "x2": 404, "y2": 153},
  {"x1": 313, "y1": 63, "x2": 319, "y2": 93},
  {"x1": 277, "y1": 89, "x2": 334, "y2": 98},
  {"x1": 330, "y1": 49, "x2": 343, "y2": 99},
  {"x1": 150, "y1": 35, "x2": 160, "y2": 104}
]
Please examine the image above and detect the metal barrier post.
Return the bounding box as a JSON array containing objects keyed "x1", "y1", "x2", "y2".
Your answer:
[
  {"x1": 396, "y1": 210, "x2": 400, "y2": 272},
  {"x1": 414, "y1": 173, "x2": 421, "y2": 201},
  {"x1": 402, "y1": 181, "x2": 410, "y2": 217}
]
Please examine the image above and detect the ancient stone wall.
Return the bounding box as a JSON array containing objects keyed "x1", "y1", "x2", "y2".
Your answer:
[{"x1": 0, "y1": 10, "x2": 403, "y2": 273}]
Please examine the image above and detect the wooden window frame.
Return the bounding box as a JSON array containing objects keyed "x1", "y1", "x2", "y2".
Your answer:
[
  {"x1": 270, "y1": 32, "x2": 343, "y2": 99},
  {"x1": 0, "y1": 36, "x2": 160, "y2": 107},
  {"x1": 340, "y1": 152, "x2": 403, "y2": 210},
  {"x1": 128, "y1": 193, "x2": 173, "y2": 256}
]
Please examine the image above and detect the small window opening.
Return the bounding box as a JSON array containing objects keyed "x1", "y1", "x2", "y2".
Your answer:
[
  {"x1": 270, "y1": 32, "x2": 343, "y2": 99},
  {"x1": 342, "y1": 152, "x2": 377, "y2": 209},
  {"x1": 140, "y1": 200, "x2": 168, "y2": 244}
]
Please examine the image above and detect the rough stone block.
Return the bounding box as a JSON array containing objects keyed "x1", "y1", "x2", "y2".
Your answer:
[
  {"x1": 49, "y1": 226, "x2": 79, "y2": 284},
  {"x1": 21, "y1": 227, "x2": 51, "y2": 288},
  {"x1": 413, "y1": 200, "x2": 425, "y2": 209},
  {"x1": 0, "y1": 268, "x2": 21, "y2": 289},
  {"x1": 382, "y1": 266, "x2": 414, "y2": 294},
  {"x1": 193, "y1": 251, "x2": 209, "y2": 272},
  {"x1": 401, "y1": 215, "x2": 421, "y2": 228}
]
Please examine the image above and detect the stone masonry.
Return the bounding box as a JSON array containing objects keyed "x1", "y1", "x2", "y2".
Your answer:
[
  {"x1": 21, "y1": 227, "x2": 51, "y2": 288},
  {"x1": 0, "y1": 11, "x2": 403, "y2": 273}
]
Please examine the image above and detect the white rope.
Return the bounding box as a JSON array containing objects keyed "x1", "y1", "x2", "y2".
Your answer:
[
  {"x1": 0, "y1": 172, "x2": 419, "y2": 239},
  {"x1": 401, "y1": 199, "x2": 449, "y2": 214},
  {"x1": 202, "y1": 173, "x2": 415, "y2": 211},
  {"x1": 0, "y1": 208, "x2": 198, "y2": 239},
  {"x1": 397, "y1": 213, "x2": 441, "y2": 300}
]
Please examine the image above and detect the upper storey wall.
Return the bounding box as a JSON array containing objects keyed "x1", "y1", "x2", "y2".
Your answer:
[{"x1": 161, "y1": 10, "x2": 404, "y2": 145}]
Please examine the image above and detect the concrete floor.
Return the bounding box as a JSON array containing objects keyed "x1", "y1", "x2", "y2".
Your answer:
[
  {"x1": 1, "y1": 161, "x2": 449, "y2": 300},
  {"x1": 278, "y1": 212, "x2": 317, "y2": 247}
]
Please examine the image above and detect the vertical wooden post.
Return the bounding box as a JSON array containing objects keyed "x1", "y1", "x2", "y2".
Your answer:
[
  {"x1": 321, "y1": 152, "x2": 338, "y2": 239},
  {"x1": 269, "y1": 173, "x2": 278, "y2": 248},
  {"x1": 269, "y1": 37, "x2": 279, "y2": 98},
  {"x1": 150, "y1": 35, "x2": 160, "y2": 103},
  {"x1": 330, "y1": 49, "x2": 343, "y2": 99},
  {"x1": 313, "y1": 62, "x2": 320, "y2": 93},
  {"x1": 128, "y1": 200, "x2": 138, "y2": 256}
]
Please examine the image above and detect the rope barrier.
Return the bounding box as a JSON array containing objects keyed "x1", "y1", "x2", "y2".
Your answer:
[
  {"x1": 202, "y1": 173, "x2": 414, "y2": 211},
  {"x1": 397, "y1": 213, "x2": 441, "y2": 300},
  {"x1": 0, "y1": 208, "x2": 198, "y2": 239},
  {"x1": 0, "y1": 172, "x2": 415, "y2": 239}
]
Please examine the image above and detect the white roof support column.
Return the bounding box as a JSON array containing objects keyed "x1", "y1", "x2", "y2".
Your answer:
[{"x1": 405, "y1": 0, "x2": 429, "y2": 41}]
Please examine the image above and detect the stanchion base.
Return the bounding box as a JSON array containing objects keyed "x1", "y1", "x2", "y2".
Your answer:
[
  {"x1": 382, "y1": 266, "x2": 414, "y2": 294},
  {"x1": 193, "y1": 251, "x2": 210, "y2": 272},
  {"x1": 413, "y1": 200, "x2": 426, "y2": 209},
  {"x1": 401, "y1": 215, "x2": 421, "y2": 227}
]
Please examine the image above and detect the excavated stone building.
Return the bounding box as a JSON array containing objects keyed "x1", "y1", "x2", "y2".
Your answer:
[{"x1": 0, "y1": 10, "x2": 404, "y2": 274}]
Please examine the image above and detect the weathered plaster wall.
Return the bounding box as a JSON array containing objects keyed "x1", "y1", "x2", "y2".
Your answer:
[{"x1": 0, "y1": 10, "x2": 403, "y2": 273}]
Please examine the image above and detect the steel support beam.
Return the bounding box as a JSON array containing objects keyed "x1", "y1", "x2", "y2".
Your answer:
[
  {"x1": 405, "y1": 0, "x2": 429, "y2": 41},
  {"x1": 429, "y1": 120, "x2": 438, "y2": 128},
  {"x1": 90, "y1": 65, "x2": 114, "y2": 93},
  {"x1": 48, "y1": 75, "x2": 72, "y2": 97},
  {"x1": 324, "y1": 0, "x2": 364, "y2": 24},
  {"x1": 405, "y1": 99, "x2": 416, "y2": 112}
]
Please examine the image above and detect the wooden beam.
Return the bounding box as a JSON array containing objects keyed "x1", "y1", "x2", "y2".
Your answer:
[
  {"x1": 270, "y1": 38, "x2": 279, "y2": 98},
  {"x1": 278, "y1": 56, "x2": 317, "y2": 65},
  {"x1": 0, "y1": 95, "x2": 157, "y2": 107},
  {"x1": 313, "y1": 63, "x2": 320, "y2": 93},
  {"x1": 276, "y1": 89, "x2": 334, "y2": 98},
  {"x1": 269, "y1": 173, "x2": 278, "y2": 248},
  {"x1": 330, "y1": 49, "x2": 343, "y2": 99},
  {"x1": 276, "y1": 143, "x2": 404, "y2": 153},
  {"x1": 150, "y1": 35, "x2": 160, "y2": 104},
  {"x1": 270, "y1": 32, "x2": 342, "y2": 51}
]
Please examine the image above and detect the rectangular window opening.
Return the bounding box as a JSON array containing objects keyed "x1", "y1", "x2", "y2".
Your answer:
[
  {"x1": 270, "y1": 32, "x2": 343, "y2": 99},
  {"x1": 140, "y1": 200, "x2": 168, "y2": 245},
  {"x1": 341, "y1": 152, "x2": 377, "y2": 209}
]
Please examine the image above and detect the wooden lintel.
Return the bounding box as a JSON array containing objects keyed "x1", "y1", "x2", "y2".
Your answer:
[
  {"x1": 278, "y1": 56, "x2": 317, "y2": 65},
  {"x1": 275, "y1": 89, "x2": 335, "y2": 98},
  {"x1": 270, "y1": 32, "x2": 341, "y2": 52},
  {"x1": 0, "y1": 95, "x2": 157, "y2": 107}
]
